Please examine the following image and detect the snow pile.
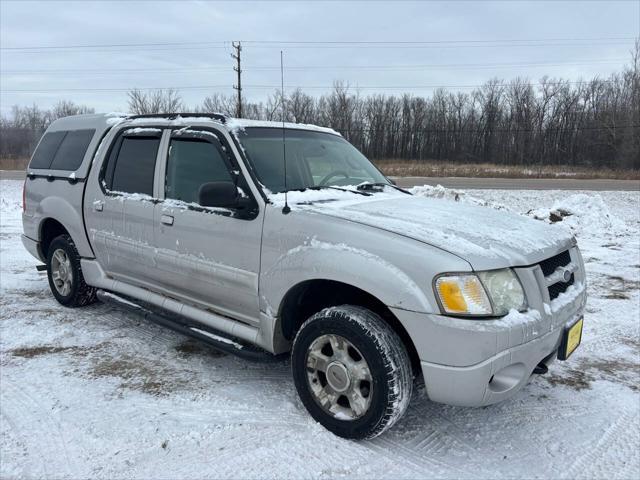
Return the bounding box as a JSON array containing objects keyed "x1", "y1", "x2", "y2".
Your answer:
[
  {"x1": 410, "y1": 185, "x2": 632, "y2": 240},
  {"x1": 409, "y1": 184, "x2": 464, "y2": 202},
  {"x1": 0, "y1": 181, "x2": 23, "y2": 212},
  {"x1": 527, "y1": 193, "x2": 629, "y2": 237},
  {"x1": 409, "y1": 184, "x2": 508, "y2": 211}
]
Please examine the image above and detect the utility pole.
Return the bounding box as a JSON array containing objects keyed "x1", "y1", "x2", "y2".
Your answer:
[{"x1": 232, "y1": 41, "x2": 242, "y2": 118}]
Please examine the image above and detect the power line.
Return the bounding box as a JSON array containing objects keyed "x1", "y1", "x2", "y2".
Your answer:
[
  {"x1": 240, "y1": 37, "x2": 636, "y2": 45},
  {"x1": 0, "y1": 79, "x2": 620, "y2": 93},
  {"x1": 1, "y1": 38, "x2": 635, "y2": 52},
  {"x1": 2, "y1": 42, "x2": 633, "y2": 54},
  {"x1": 0, "y1": 59, "x2": 628, "y2": 75},
  {"x1": 0, "y1": 41, "x2": 229, "y2": 50}
]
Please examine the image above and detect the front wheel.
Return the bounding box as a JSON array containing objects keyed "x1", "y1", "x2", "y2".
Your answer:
[{"x1": 292, "y1": 305, "x2": 413, "y2": 439}]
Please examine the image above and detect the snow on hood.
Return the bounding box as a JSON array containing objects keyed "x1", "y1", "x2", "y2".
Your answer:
[
  {"x1": 273, "y1": 187, "x2": 574, "y2": 269},
  {"x1": 321, "y1": 196, "x2": 572, "y2": 263}
]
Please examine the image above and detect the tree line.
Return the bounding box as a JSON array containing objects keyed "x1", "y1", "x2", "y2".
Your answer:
[{"x1": 2, "y1": 46, "x2": 638, "y2": 171}]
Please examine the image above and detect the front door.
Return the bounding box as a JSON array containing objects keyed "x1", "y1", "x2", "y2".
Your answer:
[{"x1": 153, "y1": 127, "x2": 263, "y2": 325}]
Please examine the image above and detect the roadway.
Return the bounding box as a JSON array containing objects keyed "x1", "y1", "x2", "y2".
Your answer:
[{"x1": 2, "y1": 170, "x2": 638, "y2": 191}]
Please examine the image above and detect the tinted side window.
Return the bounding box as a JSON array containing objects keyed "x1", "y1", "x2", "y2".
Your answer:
[
  {"x1": 166, "y1": 138, "x2": 233, "y2": 204},
  {"x1": 110, "y1": 136, "x2": 160, "y2": 195},
  {"x1": 29, "y1": 131, "x2": 67, "y2": 169},
  {"x1": 50, "y1": 129, "x2": 95, "y2": 171}
]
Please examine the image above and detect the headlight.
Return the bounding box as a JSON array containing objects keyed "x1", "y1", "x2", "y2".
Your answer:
[
  {"x1": 434, "y1": 274, "x2": 492, "y2": 315},
  {"x1": 477, "y1": 269, "x2": 526, "y2": 316},
  {"x1": 434, "y1": 269, "x2": 526, "y2": 317}
]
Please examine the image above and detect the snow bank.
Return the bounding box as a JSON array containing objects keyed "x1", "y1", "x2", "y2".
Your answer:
[
  {"x1": 1, "y1": 181, "x2": 23, "y2": 212},
  {"x1": 410, "y1": 185, "x2": 632, "y2": 240},
  {"x1": 409, "y1": 184, "x2": 508, "y2": 211},
  {"x1": 527, "y1": 193, "x2": 629, "y2": 237}
]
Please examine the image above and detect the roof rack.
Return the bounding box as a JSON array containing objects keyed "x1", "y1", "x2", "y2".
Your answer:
[{"x1": 126, "y1": 113, "x2": 227, "y2": 123}]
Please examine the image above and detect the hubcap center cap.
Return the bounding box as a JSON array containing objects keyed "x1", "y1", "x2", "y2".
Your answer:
[{"x1": 326, "y1": 362, "x2": 350, "y2": 392}]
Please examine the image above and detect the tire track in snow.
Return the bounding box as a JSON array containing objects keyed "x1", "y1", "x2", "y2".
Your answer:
[
  {"x1": 0, "y1": 380, "x2": 82, "y2": 479},
  {"x1": 367, "y1": 435, "x2": 477, "y2": 478},
  {"x1": 563, "y1": 407, "x2": 639, "y2": 479},
  {"x1": 0, "y1": 410, "x2": 31, "y2": 478}
]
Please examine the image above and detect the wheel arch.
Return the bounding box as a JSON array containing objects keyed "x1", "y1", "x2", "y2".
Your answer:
[
  {"x1": 39, "y1": 218, "x2": 71, "y2": 258},
  {"x1": 277, "y1": 279, "x2": 421, "y2": 372},
  {"x1": 37, "y1": 194, "x2": 94, "y2": 258}
]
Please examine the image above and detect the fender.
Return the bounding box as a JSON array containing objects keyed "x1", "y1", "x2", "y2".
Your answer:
[
  {"x1": 38, "y1": 195, "x2": 93, "y2": 258},
  {"x1": 262, "y1": 238, "x2": 435, "y2": 316}
]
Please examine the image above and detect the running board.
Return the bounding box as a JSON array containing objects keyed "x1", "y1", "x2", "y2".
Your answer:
[{"x1": 96, "y1": 290, "x2": 284, "y2": 363}]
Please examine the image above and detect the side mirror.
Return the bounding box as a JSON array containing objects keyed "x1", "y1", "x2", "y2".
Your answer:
[{"x1": 198, "y1": 181, "x2": 239, "y2": 208}]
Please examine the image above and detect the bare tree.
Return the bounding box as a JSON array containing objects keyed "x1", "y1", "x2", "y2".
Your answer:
[
  {"x1": 3, "y1": 48, "x2": 640, "y2": 172},
  {"x1": 127, "y1": 88, "x2": 183, "y2": 114},
  {"x1": 50, "y1": 100, "x2": 94, "y2": 120}
]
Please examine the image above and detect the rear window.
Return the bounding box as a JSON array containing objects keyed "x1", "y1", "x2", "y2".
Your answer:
[
  {"x1": 50, "y1": 129, "x2": 95, "y2": 171},
  {"x1": 29, "y1": 129, "x2": 95, "y2": 171},
  {"x1": 107, "y1": 136, "x2": 161, "y2": 196},
  {"x1": 29, "y1": 131, "x2": 67, "y2": 169}
]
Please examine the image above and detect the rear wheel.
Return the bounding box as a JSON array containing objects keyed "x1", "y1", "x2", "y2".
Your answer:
[
  {"x1": 46, "y1": 234, "x2": 96, "y2": 307},
  {"x1": 292, "y1": 305, "x2": 412, "y2": 439}
]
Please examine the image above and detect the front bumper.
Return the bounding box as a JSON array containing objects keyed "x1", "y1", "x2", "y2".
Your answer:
[
  {"x1": 419, "y1": 318, "x2": 575, "y2": 406},
  {"x1": 392, "y1": 246, "x2": 587, "y2": 407}
]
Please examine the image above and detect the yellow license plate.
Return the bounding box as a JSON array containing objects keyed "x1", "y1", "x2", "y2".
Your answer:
[{"x1": 559, "y1": 318, "x2": 583, "y2": 360}]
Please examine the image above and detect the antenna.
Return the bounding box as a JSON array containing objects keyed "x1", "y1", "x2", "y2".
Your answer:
[{"x1": 281, "y1": 50, "x2": 290, "y2": 215}]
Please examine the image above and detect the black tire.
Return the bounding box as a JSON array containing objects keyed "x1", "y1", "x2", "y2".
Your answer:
[
  {"x1": 292, "y1": 305, "x2": 413, "y2": 439},
  {"x1": 46, "y1": 234, "x2": 97, "y2": 307}
]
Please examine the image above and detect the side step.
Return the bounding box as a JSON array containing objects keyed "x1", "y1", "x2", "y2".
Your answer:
[{"x1": 96, "y1": 290, "x2": 284, "y2": 363}]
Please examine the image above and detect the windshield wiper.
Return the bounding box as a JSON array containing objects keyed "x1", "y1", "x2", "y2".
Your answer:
[
  {"x1": 356, "y1": 182, "x2": 410, "y2": 194},
  {"x1": 306, "y1": 186, "x2": 372, "y2": 196}
]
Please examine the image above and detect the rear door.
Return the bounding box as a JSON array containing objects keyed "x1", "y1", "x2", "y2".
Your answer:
[
  {"x1": 153, "y1": 127, "x2": 263, "y2": 325},
  {"x1": 84, "y1": 126, "x2": 166, "y2": 286}
]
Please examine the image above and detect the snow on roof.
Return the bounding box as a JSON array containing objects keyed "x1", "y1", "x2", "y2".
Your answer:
[
  {"x1": 225, "y1": 118, "x2": 341, "y2": 136},
  {"x1": 82, "y1": 113, "x2": 339, "y2": 136}
]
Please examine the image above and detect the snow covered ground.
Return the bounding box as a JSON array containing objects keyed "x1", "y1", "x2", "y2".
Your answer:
[{"x1": 1, "y1": 179, "x2": 639, "y2": 479}]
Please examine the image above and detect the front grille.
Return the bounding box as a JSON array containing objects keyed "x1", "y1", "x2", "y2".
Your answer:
[
  {"x1": 538, "y1": 250, "x2": 575, "y2": 301},
  {"x1": 539, "y1": 250, "x2": 571, "y2": 276},
  {"x1": 548, "y1": 273, "x2": 575, "y2": 300}
]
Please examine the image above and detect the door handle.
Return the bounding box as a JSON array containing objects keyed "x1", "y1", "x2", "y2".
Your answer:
[
  {"x1": 161, "y1": 214, "x2": 174, "y2": 226},
  {"x1": 93, "y1": 200, "x2": 104, "y2": 212}
]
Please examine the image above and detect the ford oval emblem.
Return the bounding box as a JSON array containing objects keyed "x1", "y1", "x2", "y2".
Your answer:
[{"x1": 562, "y1": 269, "x2": 572, "y2": 282}]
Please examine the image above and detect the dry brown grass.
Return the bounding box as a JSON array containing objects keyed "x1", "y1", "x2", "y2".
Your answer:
[
  {"x1": 375, "y1": 159, "x2": 640, "y2": 180},
  {"x1": 3, "y1": 157, "x2": 639, "y2": 180},
  {"x1": 0, "y1": 158, "x2": 29, "y2": 170}
]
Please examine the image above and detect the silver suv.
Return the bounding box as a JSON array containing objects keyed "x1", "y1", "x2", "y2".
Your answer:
[{"x1": 22, "y1": 113, "x2": 586, "y2": 439}]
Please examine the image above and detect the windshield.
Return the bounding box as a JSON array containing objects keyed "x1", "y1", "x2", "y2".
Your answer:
[{"x1": 235, "y1": 127, "x2": 389, "y2": 193}]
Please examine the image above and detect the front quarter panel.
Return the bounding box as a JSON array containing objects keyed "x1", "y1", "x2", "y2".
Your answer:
[{"x1": 259, "y1": 205, "x2": 472, "y2": 317}]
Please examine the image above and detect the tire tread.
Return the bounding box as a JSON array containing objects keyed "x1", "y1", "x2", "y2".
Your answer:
[
  {"x1": 47, "y1": 234, "x2": 97, "y2": 307},
  {"x1": 293, "y1": 305, "x2": 413, "y2": 439}
]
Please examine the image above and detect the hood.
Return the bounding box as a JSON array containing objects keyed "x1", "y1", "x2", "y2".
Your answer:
[{"x1": 302, "y1": 194, "x2": 575, "y2": 271}]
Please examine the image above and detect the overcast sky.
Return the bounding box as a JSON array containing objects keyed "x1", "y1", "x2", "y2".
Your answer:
[{"x1": 1, "y1": 0, "x2": 638, "y2": 116}]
